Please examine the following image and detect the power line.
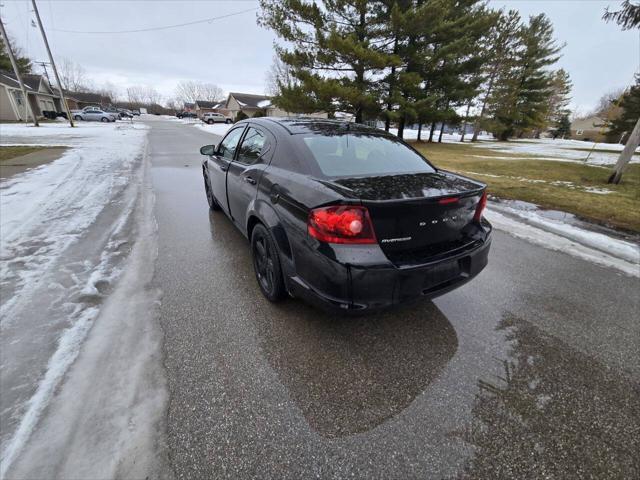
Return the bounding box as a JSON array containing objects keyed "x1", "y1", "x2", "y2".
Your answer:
[{"x1": 51, "y1": 7, "x2": 257, "y2": 34}]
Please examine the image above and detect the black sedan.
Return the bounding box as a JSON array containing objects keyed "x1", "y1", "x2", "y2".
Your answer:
[{"x1": 200, "y1": 118, "x2": 491, "y2": 313}]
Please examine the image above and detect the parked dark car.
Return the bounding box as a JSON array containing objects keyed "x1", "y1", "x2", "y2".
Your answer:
[
  {"x1": 117, "y1": 108, "x2": 133, "y2": 118},
  {"x1": 200, "y1": 118, "x2": 491, "y2": 313},
  {"x1": 177, "y1": 111, "x2": 197, "y2": 119}
]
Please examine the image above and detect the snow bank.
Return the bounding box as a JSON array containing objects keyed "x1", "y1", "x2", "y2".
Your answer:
[
  {"x1": 486, "y1": 202, "x2": 640, "y2": 277},
  {"x1": 0, "y1": 122, "x2": 167, "y2": 477}
]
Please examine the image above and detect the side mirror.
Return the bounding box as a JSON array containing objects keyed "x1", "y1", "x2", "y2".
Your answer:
[{"x1": 200, "y1": 144, "x2": 217, "y2": 156}]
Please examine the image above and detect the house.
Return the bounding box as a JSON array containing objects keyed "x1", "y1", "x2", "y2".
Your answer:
[
  {"x1": 0, "y1": 70, "x2": 62, "y2": 121},
  {"x1": 225, "y1": 92, "x2": 328, "y2": 120},
  {"x1": 194, "y1": 100, "x2": 227, "y2": 118},
  {"x1": 570, "y1": 116, "x2": 607, "y2": 142},
  {"x1": 64, "y1": 91, "x2": 112, "y2": 110},
  {"x1": 183, "y1": 102, "x2": 196, "y2": 112}
]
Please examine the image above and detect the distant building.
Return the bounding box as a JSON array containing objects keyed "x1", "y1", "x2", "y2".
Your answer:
[
  {"x1": 64, "y1": 91, "x2": 112, "y2": 110},
  {"x1": 194, "y1": 100, "x2": 228, "y2": 119},
  {"x1": 0, "y1": 70, "x2": 62, "y2": 121},
  {"x1": 570, "y1": 116, "x2": 607, "y2": 142},
  {"x1": 225, "y1": 92, "x2": 327, "y2": 120}
]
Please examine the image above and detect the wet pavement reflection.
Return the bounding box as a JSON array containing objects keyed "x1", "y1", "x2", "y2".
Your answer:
[{"x1": 257, "y1": 300, "x2": 457, "y2": 438}]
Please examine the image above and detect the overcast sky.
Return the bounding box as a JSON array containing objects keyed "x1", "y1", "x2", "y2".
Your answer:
[{"x1": 0, "y1": 0, "x2": 637, "y2": 113}]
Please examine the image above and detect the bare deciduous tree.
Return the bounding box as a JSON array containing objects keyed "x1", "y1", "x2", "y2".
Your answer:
[
  {"x1": 174, "y1": 80, "x2": 224, "y2": 104},
  {"x1": 58, "y1": 57, "x2": 89, "y2": 92},
  {"x1": 96, "y1": 81, "x2": 120, "y2": 103},
  {"x1": 126, "y1": 85, "x2": 161, "y2": 106},
  {"x1": 265, "y1": 54, "x2": 294, "y2": 97},
  {"x1": 590, "y1": 88, "x2": 626, "y2": 118}
]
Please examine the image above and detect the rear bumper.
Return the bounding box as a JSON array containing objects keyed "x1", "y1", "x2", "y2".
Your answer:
[{"x1": 287, "y1": 233, "x2": 491, "y2": 314}]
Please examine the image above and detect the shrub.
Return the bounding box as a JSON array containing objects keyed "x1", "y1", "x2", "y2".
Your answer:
[{"x1": 235, "y1": 111, "x2": 248, "y2": 122}]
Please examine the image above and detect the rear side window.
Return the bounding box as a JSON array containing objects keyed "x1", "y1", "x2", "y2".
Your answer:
[
  {"x1": 218, "y1": 127, "x2": 245, "y2": 160},
  {"x1": 300, "y1": 133, "x2": 435, "y2": 177},
  {"x1": 237, "y1": 127, "x2": 266, "y2": 165}
]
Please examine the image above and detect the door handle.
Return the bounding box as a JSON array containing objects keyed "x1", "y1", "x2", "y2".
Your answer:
[
  {"x1": 219, "y1": 163, "x2": 228, "y2": 172},
  {"x1": 244, "y1": 176, "x2": 257, "y2": 185}
]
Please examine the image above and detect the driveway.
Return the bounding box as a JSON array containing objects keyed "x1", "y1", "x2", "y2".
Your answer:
[{"x1": 148, "y1": 117, "x2": 640, "y2": 479}]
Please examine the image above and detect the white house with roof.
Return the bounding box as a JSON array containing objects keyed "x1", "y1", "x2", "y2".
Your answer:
[
  {"x1": 225, "y1": 92, "x2": 327, "y2": 120},
  {"x1": 0, "y1": 70, "x2": 62, "y2": 121}
]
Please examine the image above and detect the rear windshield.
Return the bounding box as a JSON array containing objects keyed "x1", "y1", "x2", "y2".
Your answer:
[{"x1": 299, "y1": 133, "x2": 435, "y2": 177}]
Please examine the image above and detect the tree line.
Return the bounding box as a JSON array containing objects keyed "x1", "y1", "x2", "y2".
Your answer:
[{"x1": 258, "y1": 0, "x2": 572, "y2": 141}]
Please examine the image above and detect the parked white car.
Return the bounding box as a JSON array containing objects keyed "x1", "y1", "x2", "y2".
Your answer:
[
  {"x1": 71, "y1": 107, "x2": 117, "y2": 122},
  {"x1": 202, "y1": 112, "x2": 232, "y2": 124}
]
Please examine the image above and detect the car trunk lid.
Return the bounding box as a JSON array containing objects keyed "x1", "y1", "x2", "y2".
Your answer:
[{"x1": 327, "y1": 172, "x2": 485, "y2": 263}]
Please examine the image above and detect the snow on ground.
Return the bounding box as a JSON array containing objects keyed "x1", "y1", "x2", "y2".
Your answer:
[
  {"x1": 389, "y1": 127, "x2": 634, "y2": 166},
  {"x1": 457, "y1": 170, "x2": 614, "y2": 195},
  {"x1": 486, "y1": 201, "x2": 640, "y2": 277},
  {"x1": 0, "y1": 121, "x2": 167, "y2": 478},
  {"x1": 194, "y1": 122, "x2": 233, "y2": 136},
  {"x1": 473, "y1": 137, "x2": 636, "y2": 166}
]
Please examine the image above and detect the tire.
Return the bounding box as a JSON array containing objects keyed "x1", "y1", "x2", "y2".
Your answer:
[
  {"x1": 251, "y1": 224, "x2": 286, "y2": 302},
  {"x1": 203, "y1": 170, "x2": 221, "y2": 211},
  {"x1": 207, "y1": 119, "x2": 214, "y2": 124},
  {"x1": 101, "y1": 117, "x2": 109, "y2": 122},
  {"x1": 74, "y1": 115, "x2": 82, "y2": 121},
  {"x1": 225, "y1": 119, "x2": 232, "y2": 124}
]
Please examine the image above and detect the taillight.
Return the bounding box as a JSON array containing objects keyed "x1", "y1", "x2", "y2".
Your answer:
[
  {"x1": 438, "y1": 196, "x2": 459, "y2": 205},
  {"x1": 308, "y1": 205, "x2": 377, "y2": 244},
  {"x1": 474, "y1": 191, "x2": 487, "y2": 222}
]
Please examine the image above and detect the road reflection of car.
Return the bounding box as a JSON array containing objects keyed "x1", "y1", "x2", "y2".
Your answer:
[
  {"x1": 71, "y1": 107, "x2": 117, "y2": 122},
  {"x1": 202, "y1": 112, "x2": 232, "y2": 124},
  {"x1": 200, "y1": 118, "x2": 492, "y2": 313}
]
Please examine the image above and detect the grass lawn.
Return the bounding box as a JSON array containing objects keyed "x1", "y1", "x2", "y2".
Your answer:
[
  {"x1": 412, "y1": 141, "x2": 640, "y2": 233},
  {"x1": 0, "y1": 145, "x2": 47, "y2": 162}
]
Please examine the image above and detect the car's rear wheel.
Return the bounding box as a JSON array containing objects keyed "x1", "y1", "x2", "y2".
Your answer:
[
  {"x1": 207, "y1": 119, "x2": 214, "y2": 124},
  {"x1": 101, "y1": 117, "x2": 109, "y2": 122},
  {"x1": 251, "y1": 224, "x2": 286, "y2": 302},
  {"x1": 203, "y1": 170, "x2": 221, "y2": 211},
  {"x1": 225, "y1": 119, "x2": 232, "y2": 124},
  {"x1": 74, "y1": 115, "x2": 82, "y2": 121}
]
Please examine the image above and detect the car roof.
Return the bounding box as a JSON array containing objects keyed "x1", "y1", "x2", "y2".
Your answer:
[{"x1": 245, "y1": 117, "x2": 382, "y2": 135}]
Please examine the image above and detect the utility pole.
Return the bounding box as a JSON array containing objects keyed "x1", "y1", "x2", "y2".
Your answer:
[
  {"x1": 608, "y1": 117, "x2": 640, "y2": 184},
  {"x1": 30, "y1": 0, "x2": 74, "y2": 127},
  {"x1": 36, "y1": 60, "x2": 51, "y2": 84},
  {"x1": 0, "y1": 16, "x2": 39, "y2": 126}
]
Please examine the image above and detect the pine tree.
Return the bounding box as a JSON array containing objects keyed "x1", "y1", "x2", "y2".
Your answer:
[
  {"x1": 551, "y1": 114, "x2": 571, "y2": 139},
  {"x1": 607, "y1": 76, "x2": 640, "y2": 142},
  {"x1": 487, "y1": 14, "x2": 562, "y2": 140},
  {"x1": 540, "y1": 68, "x2": 572, "y2": 137},
  {"x1": 603, "y1": 0, "x2": 640, "y2": 30},
  {"x1": 0, "y1": 36, "x2": 32, "y2": 75},
  {"x1": 386, "y1": 0, "x2": 495, "y2": 140},
  {"x1": 258, "y1": 0, "x2": 395, "y2": 123},
  {"x1": 470, "y1": 10, "x2": 521, "y2": 141}
]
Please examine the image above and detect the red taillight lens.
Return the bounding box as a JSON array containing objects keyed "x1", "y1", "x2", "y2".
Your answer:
[
  {"x1": 438, "y1": 196, "x2": 459, "y2": 205},
  {"x1": 308, "y1": 205, "x2": 377, "y2": 244},
  {"x1": 474, "y1": 191, "x2": 487, "y2": 222}
]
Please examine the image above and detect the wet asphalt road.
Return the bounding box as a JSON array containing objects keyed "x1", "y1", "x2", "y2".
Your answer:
[{"x1": 148, "y1": 118, "x2": 640, "y2": 479}]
